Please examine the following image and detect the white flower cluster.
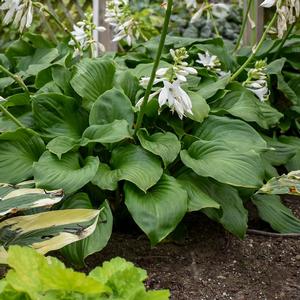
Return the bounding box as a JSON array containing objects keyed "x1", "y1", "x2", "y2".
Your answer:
[
  {"x1": 243, "y1": 60, "x2": 269, "y2": 102},
  {"x1": 69, "y1": 13, "x2": 106, "y2": 56},
  {"x1": 261, "y1": 0, "x2": 300, "y2": 37},
  {"x1": 0, "y1": 0, "x2": 33, "y2": 32},
  {"x1": 105, "y1": 0, "x2": 138, "y2": 46},
  {"x1": 137, "y1": 48, "x2": 197, "y2": 120}
]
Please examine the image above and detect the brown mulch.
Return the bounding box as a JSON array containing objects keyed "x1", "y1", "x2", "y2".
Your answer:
[{"x1": 84, "y1": 197, "x2": 300, "y2": 300}]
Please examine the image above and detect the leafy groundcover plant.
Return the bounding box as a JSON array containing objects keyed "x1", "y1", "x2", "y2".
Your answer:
[
  {"x1": 0, "y1": 0, "x2": 300, "y2": 267},
  {"x1": 0, "y1": 246, "x2": 170, "y2": 299}
]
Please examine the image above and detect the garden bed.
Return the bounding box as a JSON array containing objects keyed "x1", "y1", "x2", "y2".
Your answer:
[{"x1": 82, "y1": 197, "x2": 300, "y2": 300}]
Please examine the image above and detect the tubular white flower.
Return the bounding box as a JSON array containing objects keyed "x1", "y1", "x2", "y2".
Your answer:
[
  {"x1": 69, "y1": 15, "x2": 106, "y2": 56},
  {"x1": 196, "y1": 50, "x2": 222, "y2": 73},
  {"x1": 0, "y1": 0, "x2": 33, "y2": 32},
  {"x1": 243, "y1": 60, "x2": 270, "y2": 102},
  {"x1": 261, "y1": 0, "x2": 277, "y2": 7}
]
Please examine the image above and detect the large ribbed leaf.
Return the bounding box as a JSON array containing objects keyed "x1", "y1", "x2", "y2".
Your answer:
[
  {"x1": 279, "y1": 136, "x2": 300, "y2": 171},
  {"x1": 210, "y1": 83, "x2": 283, "y2": 129},
  {"x1": 137, "y1": 129, "x2": 181, "y2": 167},
  {"x1": 32, "y1": 93, "x2": 88, "y2": 139},
  {"x1": 92, "y1": 145, "x2": 163, "y2": 192},
  {"x1": 202, "y1": 180, "x2": 248, "y2": 239},
  {"x1": 252, "y1": 194, "x2": 300, "y2": 233},
  {"x1": 33, "y1": 151, "x2": 99, "y2": 194},
  {"x1": 177, "y1": 170, "x2": 220, "y2": 212},
  {"x1": 89, "y1": 88, "x2": 134, "y2": 127},
  {"x1": 70, "y1": 58, "x2": 115, "y2": 110},
  {"x1": 181, "y1": 140, "x2": 264, "y2": 188},
  {"x1": 259, "y1": 171, "x2": 300, "y2": 196},
  {"x1": 46, "y1": 136, "x2": 80, "y2": 159},
  {"x1": 0, "y1": 182, "x2": 63, "y2": 216},
  {"x1": 0, "y1": 209, "x2": 101, "y2": 263},
  {"x1": 187, "y1": 91, "x2": 210, "y2": 123},
  {"x1": 61, "y1": 194, "x2": 113, "y2": 266},
  {"x1": 194, "y1": 115, "x2": 267, "y2": 153},
  {"x1": 81, "y1": 120, "x2": 132, "y2": 146},
  {"x1": 124, "y1": 174, "x2": 188, "y2": 245},
  {"x1": 0, "y1": 128, "x2": 45, "y2": 184}
]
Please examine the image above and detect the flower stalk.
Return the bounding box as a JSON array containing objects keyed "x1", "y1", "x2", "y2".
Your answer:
[
  {"x1": 234, "y1": 0, "x2": 254, "y2": 52},
  {"x1": 134, "y1": 0, "x2": 173, "y2": 134},
  {"x1": 230, "y1": 12, "x2": 278, "y2": 82},
  {"x1": 0, "y1": 64, "x2": 30, "y2": 95},
  {"x1": 0, "y1": 101, "x2": 25, "y2": 128}
]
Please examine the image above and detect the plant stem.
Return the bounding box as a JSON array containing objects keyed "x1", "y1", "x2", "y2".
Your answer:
[
  {"x1": 234, "y1": 0, "x2": 253, "y2": 52},
  {"x1": 230, "y1": 12, "x2": 278, "y2": 82},
  {"x1": 204, "y1": 0, "x2": 220, "y2": 37},
  {"x1": 134, "y1": 0, "x2": 173, "y2": 134},
  {"x1": 32, "y1": 2, "x2": 81, "y2": 50},
  {"x1": 273, "y1": 23, "x2": 295, "y2": 60},
  {"x1": 0, "y1": 102, "x2": 25, "y2": 128},
  {"x1": 0, "y1": 64, "x2": 30, "y2": 95}
]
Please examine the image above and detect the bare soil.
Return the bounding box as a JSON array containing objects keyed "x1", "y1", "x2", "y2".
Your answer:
[{"x1": 84, "y1": 197, "x2": 300, "y2": 300}]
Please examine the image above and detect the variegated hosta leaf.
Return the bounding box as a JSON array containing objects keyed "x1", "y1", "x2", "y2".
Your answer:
[
  {"x1": 0, "y1": 182, "x2": 64, "y2": 216},
  {"x1": 0, "y1": 209, "x2": 101, "y2": 263},
  {"x1": 259, "y1": 171, "x2": 300, "y2": 196}
]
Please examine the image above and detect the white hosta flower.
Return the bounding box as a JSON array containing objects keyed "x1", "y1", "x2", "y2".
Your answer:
[
  {"x1": 185, "y1": 0, "x2": 197, "y2": 9},
  {"x1": 261, "y1": 0, "x2": 300, "y2": 38},
  {"x1": 69, "y1": 16, "x2": 106, "y2": 56},
  {"x1": 0, "y1": 0, "x2": 33, "y2": 32},
  {"x1": 136, "y1": 80, "x2": 193, "y2": 119},
  {"x1": 158, "y1": 80, "x2": 193, "y2": 119},
  {"x1": 261, "y1": 0, "x2": 277, "y2": 7},
  {"x1": 244, "y1": 60, "x2": 269, "y2": 102},
  {"x1": 196, "y1": 51, "x2": 222, "y2": 73}
]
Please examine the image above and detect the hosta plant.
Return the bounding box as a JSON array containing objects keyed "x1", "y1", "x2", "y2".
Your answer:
[{"x1": 0, "y1": 0, "x2": 300, "y2": 266}]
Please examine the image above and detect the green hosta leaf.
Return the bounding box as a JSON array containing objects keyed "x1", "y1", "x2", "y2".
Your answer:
[
  {"x1": 194, "y1": 115, "x2": 267, "y2": 153},
  {"x1": 137, "y1": 129, "x2": 181, "y2": 167},
  {"x1": 259, "y1": 171, "x2": 300, "y2": 196},
  {"x1": 261, "y1": 135, "x2": 297, "y2": 166},
  {"x1": 115, "y1": 70, "x2": 140, "y2": 103},
  {"x1": 89, "y1": 88, "x2": 134, "y2": 128},
  {"x1": 0, "y1": 182, "x2": 63, "y2": 216},
  {"x1": 70, "y1": 58, "x2": 115, "y2": 110},
  {"x1": 61, "y1": 194, "x2": 113, "y2": 266},
  {"x1": 181, "y1": 140, "x2": 264, "y2": 188},
  {"x1": 279, "y1": 136, "x2": 300, "y2": 171},
  {"x1": 81, "y1": 120, "x2": 132, "y2": 146},
  {"x1": 46, "y1": 136, "x2": 80, "y2": 159},
  {"x1": 33, "y1": 152, "x2": 99, "y2": 194},
  {"x1": 92, "y1": 145, "x2": 163, "y2": 192},
  {"x1": 252, "y1": 194, "x2": 300, "y2": 233},
  {"x1": 0, "y1": 128, "x2": 45, "y2": 184},
  {"x1": 32, "y1": 93, "x2": 88, "y2": 139},
  {"x1": 197, "y1": 74, "x2": 230, "y2": 99},
  {"x1": 177, "y1": 171, "x2": 220, "y2": 212},
  {"x1": 4, "y1": 246, "x2": 109, "y2": 299},
  {"x1": 202, "y1": 180, "x2": 248, "y2": 239},
  {"x1": 0, "y1": 209, "x2": 101, "y2": 262},
  {"x1": 124, "y1": 174, "x2": 188, "y2": 245},
  {"x1": 186, "y1": 91, "x2": 210, "y2": 123},
  {"x1": 210, "y1": 83, "x2": 283, "y2": 129}
]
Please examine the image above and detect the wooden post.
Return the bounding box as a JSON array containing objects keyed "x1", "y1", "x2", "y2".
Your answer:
[
  {"x1": 93, "y1": 0, "x2": 117, "y2": 52},
  {"x1": 243, "y1": 0, "x2": 264, "y2": 46}
]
